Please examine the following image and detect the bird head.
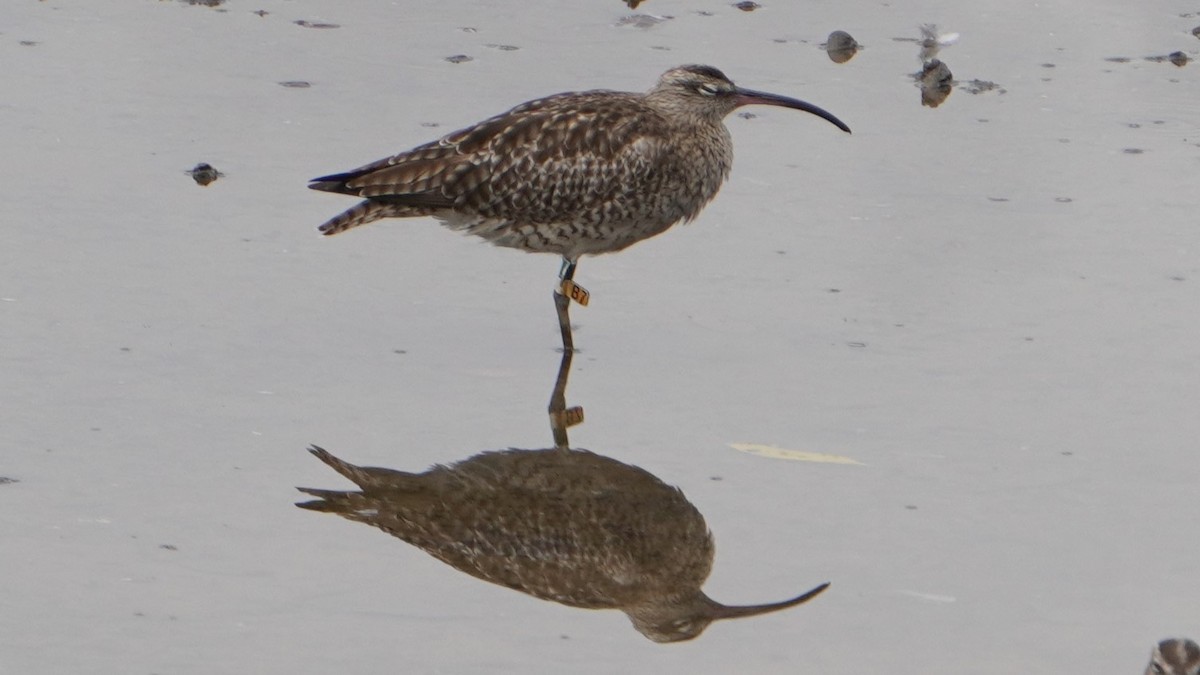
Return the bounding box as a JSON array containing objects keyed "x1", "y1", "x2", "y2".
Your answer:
[
  {"x1": 649, "y1": 64, "x2": 850, "y2": 133},
  {"x1": 625, "y1": 581, "x2": 830, "y2": 643}
]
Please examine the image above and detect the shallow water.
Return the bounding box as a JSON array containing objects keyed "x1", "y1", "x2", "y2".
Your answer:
[{"x1": 2, "y1": 1, "x2": 1197, "y2": 673}]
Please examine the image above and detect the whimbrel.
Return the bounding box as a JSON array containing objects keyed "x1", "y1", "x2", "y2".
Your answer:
[
  {"x1": 309, "y1": 64, "x2": 850, "y2": 309},
  {"x1": 296, "y1": 445, "x2": 829, "y2": 643},
  {"x1": 1146, "y1": 638, "x2": 1200, "y2": 675}
]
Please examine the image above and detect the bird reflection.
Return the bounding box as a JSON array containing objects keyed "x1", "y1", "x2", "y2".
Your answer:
[
  {"x1": 297, "y1": 445, "x2": 827, "y2": 642},
  {"x1": 297, "y1": 326, "x2": 828, "y2": 642}
]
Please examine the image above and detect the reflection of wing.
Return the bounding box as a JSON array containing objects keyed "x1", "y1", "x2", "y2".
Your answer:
[
  {"x1": 297, "y1": 447, "x2": 714, "y2": 609},
  {"x1": 398, "y1": 487, "x2": 713, "y2": 609}
]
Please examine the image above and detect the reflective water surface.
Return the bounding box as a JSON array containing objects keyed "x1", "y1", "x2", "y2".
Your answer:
[{"x1": 298, "y1": 322, "x2": 827, "y2": 643}]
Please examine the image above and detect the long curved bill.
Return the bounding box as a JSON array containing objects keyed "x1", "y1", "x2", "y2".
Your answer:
[{"x1": 735, "y1": 88, "x2": 852, "y2": 134}]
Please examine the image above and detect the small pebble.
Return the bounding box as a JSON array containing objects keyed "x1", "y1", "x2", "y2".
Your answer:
[
  {"x1": 919, "y1": 59, "x2": 952, "y2": 85},
  {"x1": 825, "y1": 30, "x2": 859, "y2": 63},
  {"x1": 959, "y1": 79, "x2": 1005, "y2": 95},
  {"x1": 615, "y1": 14, "x2": 671, "y2": 29},
  {"x1": 191, "y1": 163, "x2": 223, "y2": 186},
  {"x1": 445, "y1": 54, "x2": 473, "y2": 64},
  {"x1": 734, "y1": 1, "x2": 761, "y2": 10},
  {"x1": 917, "y1": 59, "x2": 953, "y2": 108},
  {"x1": 294, "y1": 20, "x2": 340, "y2": 29}
]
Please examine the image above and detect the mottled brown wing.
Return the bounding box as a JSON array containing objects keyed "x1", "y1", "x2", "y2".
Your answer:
[
  {"x1": 309, "y1": 91, "x2": 671, "y2": 221},
  {"x1": 358, "y1": 486, "x2": 711, "y2": 610},
  {"x1": 296, "y1": 447, "x2": 715, "y2": 609},
  {"x1": 448, "y1": 93, "x2": 672, "y2": 223}
]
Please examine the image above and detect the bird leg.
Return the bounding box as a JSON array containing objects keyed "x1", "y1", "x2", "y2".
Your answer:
[
  {"x1": 557, "y1": 257, "x2": 590, "y2": 307},
  {"x1": 548, "y1": 294, "x2": 584, "y2": 450},
  {"x1": 553, "y1": 285, "x2": 576, "y2": 353}
]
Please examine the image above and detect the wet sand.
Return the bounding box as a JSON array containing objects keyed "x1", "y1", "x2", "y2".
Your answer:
[{"x1": 2, "y1": 1, "x2": 1197, "y2": 673}]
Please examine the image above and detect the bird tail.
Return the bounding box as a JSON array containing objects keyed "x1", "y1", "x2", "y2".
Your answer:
[
  {"x1": 296, "y1": 445, "x2": 382, "y2": 517},
  {"x1": 294, "y1": 487, "x2": 390, "y2": 525},
  {"x1": 314, "y1": 199, "x2": 418, "y2": 236},
  {"x1": 295, "y1": 487, "x2": 355, "y2": 512},
  {"x1": 306, "y1": 444, "x2": 366, "y2": 481},
  {"x1": 296, "y1": 445, "x2": 435, "y2": 521},
  {"x1": 304, "y1": 444, "x2": 414, "y2": 489}
]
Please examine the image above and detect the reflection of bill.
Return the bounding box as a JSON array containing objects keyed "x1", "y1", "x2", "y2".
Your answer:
[{"x1": 297, "y1": 445, "x2": 829, "y2": 642}]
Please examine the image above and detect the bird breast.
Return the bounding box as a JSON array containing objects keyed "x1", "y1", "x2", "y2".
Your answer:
[{"x1": 434, "y1": 121, "x2": 734, "y2": 259}]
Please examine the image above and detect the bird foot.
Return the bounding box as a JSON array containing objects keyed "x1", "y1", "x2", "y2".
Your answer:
[
  {"x1": 549, "y1": 406, "x2": 585, "y2": 429},
  {"x1": 558, "y1": 279, "x2": 590, "y2": 306}
]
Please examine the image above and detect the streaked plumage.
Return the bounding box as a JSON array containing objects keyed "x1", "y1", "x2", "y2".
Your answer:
[
  {"x1": 296, "y1": 445, "x2": 828, "y2": 643},
  {"x1": 309, "y1": 65, "x2": 849, "y2": 280}
]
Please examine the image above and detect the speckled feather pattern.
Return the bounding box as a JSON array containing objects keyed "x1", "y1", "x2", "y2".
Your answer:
[
  {"x1": 297, "y1": 446, "x2": 715, "y2": 611},
  {"x1": 310, "y1": 67, "x2": 739, "y2": 261}
]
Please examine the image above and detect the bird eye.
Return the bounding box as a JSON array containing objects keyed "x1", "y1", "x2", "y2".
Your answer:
[{"x1": 697, "y1": 83, "x2": 720, "y2": 96}]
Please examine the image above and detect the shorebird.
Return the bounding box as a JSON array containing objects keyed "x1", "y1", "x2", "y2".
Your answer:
[
  {"x1": 1146, "y1": 638, "x2": 1200, "y2": 675},
  {"x1": 309, "y1": 64, "x2": 850, "y2": 309},
  {"x1": 297, "y1": 445, "x2": 829, "y2": 642}
]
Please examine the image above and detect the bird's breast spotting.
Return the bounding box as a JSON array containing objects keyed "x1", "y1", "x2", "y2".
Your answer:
[{"x1": 434, "y1": 210, "x2": 688, "y2": 259}]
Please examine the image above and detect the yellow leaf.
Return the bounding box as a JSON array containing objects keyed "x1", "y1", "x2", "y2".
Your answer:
[{"x1": 730, "y1": 443, "x2": 864, "y2": 465}]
